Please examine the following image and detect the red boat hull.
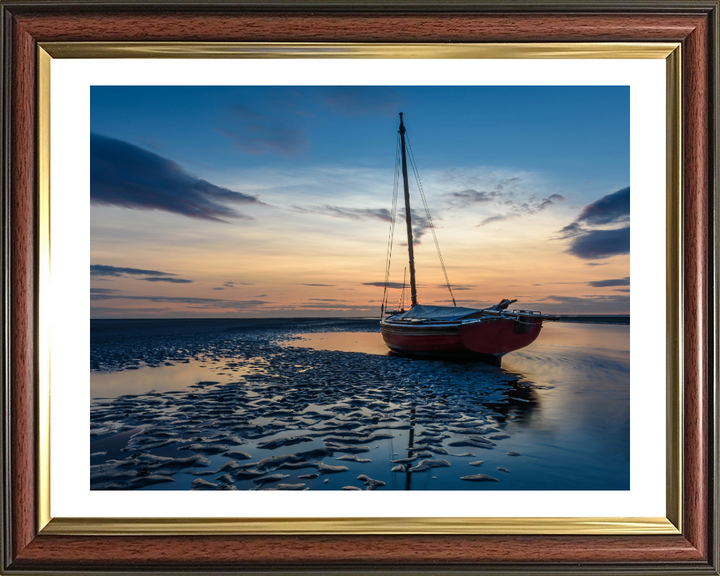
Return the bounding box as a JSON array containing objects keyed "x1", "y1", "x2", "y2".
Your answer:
[{"x1": 381, "y1": 317, "x2": 543, "y2": 365}]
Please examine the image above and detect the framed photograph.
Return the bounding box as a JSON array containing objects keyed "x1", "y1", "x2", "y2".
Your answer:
[{"x1": 2, "y1": 1, "x2": 717, "y2": 574}]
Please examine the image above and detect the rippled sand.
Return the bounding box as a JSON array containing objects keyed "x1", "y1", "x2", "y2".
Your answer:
[{"x1": 90, "y1": 318, "x2": 629, "y2": 491}]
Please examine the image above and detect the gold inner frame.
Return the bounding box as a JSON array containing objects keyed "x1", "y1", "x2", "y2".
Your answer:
[{"x1": 37, "y1": 42, "x2": 682, "y2": 536}]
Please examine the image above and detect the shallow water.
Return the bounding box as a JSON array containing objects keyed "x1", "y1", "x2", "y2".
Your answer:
[
  {"x1": 283, "y1": 332, "x2": 391, "y2": 356},
  {"x1": 90, "y1": 318, "x2": 629, "y2": 491},
  {"x1": 91, "y1": 358, "x2": 270, "y2": 398}
]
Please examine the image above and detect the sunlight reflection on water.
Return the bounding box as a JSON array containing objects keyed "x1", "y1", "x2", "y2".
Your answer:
[
  {"x1": 91, "y1": 358, "x2": 269, "y2": 398},
  {"x1": 283, "y1": 332, "x2": 390, "y2": 355}
]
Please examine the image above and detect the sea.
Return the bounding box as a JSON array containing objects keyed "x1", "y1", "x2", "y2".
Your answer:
[{"x1": 90, "y1": 317, "x2": 629, "y2": 491}]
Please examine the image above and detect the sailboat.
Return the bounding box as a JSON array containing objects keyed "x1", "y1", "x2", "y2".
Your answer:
[{"x1": 380, "y1": 113, "x2": 557, "y2": 366}]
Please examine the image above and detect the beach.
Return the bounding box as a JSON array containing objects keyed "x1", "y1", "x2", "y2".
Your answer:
[{"x1": 91, "y1": 318, "x2": 629, "y2": 491}]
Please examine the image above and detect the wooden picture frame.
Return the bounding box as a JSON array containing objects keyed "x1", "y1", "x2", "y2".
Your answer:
[{"x1": 1, "y1": 1, "x2": 717, "y2": 573}]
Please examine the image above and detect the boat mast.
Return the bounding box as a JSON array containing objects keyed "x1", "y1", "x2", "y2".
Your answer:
[{"x1": 398, "y1": 113, "x2": 418, "y2": 307}]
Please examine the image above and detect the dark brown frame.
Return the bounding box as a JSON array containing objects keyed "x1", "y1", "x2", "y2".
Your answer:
[{"x1": 1, "y1": 1, "x2": 718, "y2": 574}]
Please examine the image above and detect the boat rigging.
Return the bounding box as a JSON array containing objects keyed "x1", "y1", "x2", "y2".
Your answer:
[{"x1": 379, "y1": 113, "x2": 557, "y2": 366}]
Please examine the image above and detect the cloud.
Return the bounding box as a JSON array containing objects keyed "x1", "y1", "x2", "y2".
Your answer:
[
  {"x1": 295, "y1": 303, "x2": 373, "y2": 310},
  {"x1": 91, "y1": 264, "x2": 176, "y2": 278},
  {"x1": 408, "y1": 210, "x2": 432, "y2": 245},
  {"x1": 212, "y1": 287, "x2": 225, "y2": 290},
  {"x1": 565, "y1": 226, "x2": 630, "y2": 259},
  {"x1": 293, "y1": 205, "x2": 431, "y2": 245},
  {"x1": 91, "y1": 306, "x2": 172, "y2": 315},
  {"x1": 228, "y1": 105, "x2": 266, "y2": 122},
  {"x1": 450, "y1": 189, "x2": 504, "y2": 204},
  {"x1": 531, "y1": 293, "x2": 630, "y2": 314},
  {"x1": 90, "y1": 293, "x2": 271, "y2": 309},
  {"x1": 556, "y1": 187, "x2": 630, "y2": 260},
  {"x1": 91, "y1": 264, "x2": 193, "y2": 283},
  {"x1": 301, "y1": 283, "x2": 336, "y2": 287},
  {"x1": 218, "y1": 104, "x2": 310, "y2": 156},
  {"x1": 447, "y1": 177, "x2": 521, "y2": 207},
  {"x1": 308, "y1": 298, "x2": 345, "y2": 302},
  {"x1": 90, "y1": 294, "x2": 212, "y2": 303},
  {"x1": 90, "y1": 288, "x2": 121, "y2": 294},
  {"x1": 292, "y1": 204, "x2": 392, "y2": 223},
  {"x1": 141, "y1": 277, "x2": 193, "y2": 284},
  {"x1": 220, "y1": 126, "x2": 308, "y2": 157},
  {"x1": 587, "y1": 276, "x2": 630, "y2": 288},
  {"x1": 478, "y1": 213, "x2": 512, "y2": 226},
  {"x1": 363, "y1": 281, "x2": 407, "y2": 289},
  {"x1": 477, "y1": 195, "x2": 565, "y2": 227},
  {"x1": 91, "y1": 133, "x2": 261, "y2": 222},
  {"x1": 443, "y1": 172, "x2": 565, "y2": 227},
  {"x1": 321, "y1": 87, "x2": 402, "y2": 117},
  {"x1": 571, "y1": 186, "x2": 630, "y2": 228}
]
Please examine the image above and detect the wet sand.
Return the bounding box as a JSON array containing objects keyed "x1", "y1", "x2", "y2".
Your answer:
[{"x1": 91, "y1": 318, "x2": 629, "y2": 491}]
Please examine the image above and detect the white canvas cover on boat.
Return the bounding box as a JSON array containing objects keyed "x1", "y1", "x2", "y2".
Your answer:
[{"x1": 390, "y1": 304, "x2": 481, "y2": 321}]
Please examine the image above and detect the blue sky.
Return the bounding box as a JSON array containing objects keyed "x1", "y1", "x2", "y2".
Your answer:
[{"x1": 90, "y1": 85, "x2": 630, "y2": 318}]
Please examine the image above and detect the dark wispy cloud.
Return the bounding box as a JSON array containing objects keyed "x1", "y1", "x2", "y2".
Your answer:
[
  {"x1": 220, "y1": 126, "x2": 308, "y2": 157},
  {"x1": 564, "y1": 226, "x2": 630, "y2": 259},
  {"x1": 90, "y1": 293, "x2": 270, "y2": 309},
  {"x1": 447, "y1": 177, "x2": 521, "y2": 207},
  {"x1": 478, "y1": 194, "x2": 565, "y2": 227},
  {"x1": 450, "y1": 189, "x2": 506, "y2": 205},
  {"x1": 90, "y1": 288, "x2": 121, "y2": 294},
  {"x1": 90, "y1": 294, "x2": 209, "y2": 303},
  {"x1": 295, "y1": 302, "x2": 372, "y2": 310},
  {"x1": 292, "y1": 204, "x2": 392, "y2": 223},
  {"x1": 301, "y1": 283, "x2": 336, "y2": 287},
  {"x1": 408, "y1": 210, "x2": 432, "y2": 245},
  {"x1": 556, "y1": 187, "x2": 630, "y2": 260},
  {"x1": 293, "y1": 205, "x2": 431, "y2": 244},
  {"x1": 308, "y1": 298, "x2": 344, "y2": 302},
  {"x1": 570, "y1": 186, "x2": 630, "y2": 228},
  {"x1": 587, "y1": 276, "x2": 630, "y2": 288},
  {"x1": 91, "y1": 306, "x2": 172, "y2": 315},
  {"x1": 91, "y1": 133, "x2": 261, "y2": 222},
  {"x1": 320, "y1": 87, "x2": 402, "y2": 117},
  {"x1": 219, "y1": 104, "x2": 309, "y2": 157},
  {"x1": 444, "y1": 174, "x2": 565, "y2": 227},
  {"x1": 141, "y1": 277, "x2": 193, "y2": 284},
  {"x1": 91, "y1": 264, "x2": 193, "y2": 284},
  {"x1": 363, "y1": 281, "x2": 407, "y2": 289},
  {"x1": 91, "y1": 264, "x2": 175, "y2": 278},
  {"x1": 531, "y1": 293, "x2": 630, "y2": 314},
  {"x1": 390, "y1": 209, "x2": 432, "y2": 245}
]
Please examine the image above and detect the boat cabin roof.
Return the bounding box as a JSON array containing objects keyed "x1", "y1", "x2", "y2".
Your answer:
[{"x1": 390, "y1": 304, "x2": 482, "y2": 322}]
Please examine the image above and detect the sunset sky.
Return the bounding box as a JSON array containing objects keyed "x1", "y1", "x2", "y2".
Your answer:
[{"x1": 90, "y1": 86, "x2": 630, "y2": 318}]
